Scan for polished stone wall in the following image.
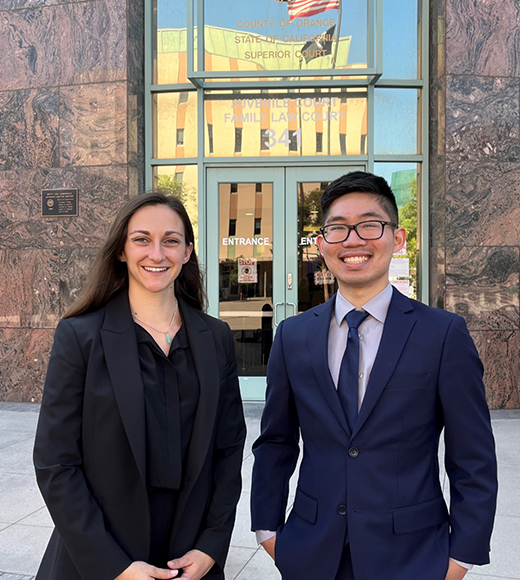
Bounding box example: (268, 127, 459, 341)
(0, 0, 144, 400)
(430, 0, 520, 408)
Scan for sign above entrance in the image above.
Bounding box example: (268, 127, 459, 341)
(205, 89, 368, 157)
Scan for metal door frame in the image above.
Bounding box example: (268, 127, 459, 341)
(206, 164, 365, 400)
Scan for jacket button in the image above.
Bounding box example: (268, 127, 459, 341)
(348, 447, 359, 458)
(338, 505, 347, 516)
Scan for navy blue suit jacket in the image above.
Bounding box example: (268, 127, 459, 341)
(251, 288, 497, 580)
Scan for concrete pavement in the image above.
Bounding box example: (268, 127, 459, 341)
(0, 402, 519, 579)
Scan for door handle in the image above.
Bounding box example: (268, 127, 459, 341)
(287, 302, 296, 317)
(274, 302, 283, 327)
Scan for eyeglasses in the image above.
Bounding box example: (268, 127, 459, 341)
(320, 220, 396, 243)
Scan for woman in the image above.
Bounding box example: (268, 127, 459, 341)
(33, 192, 246, 580)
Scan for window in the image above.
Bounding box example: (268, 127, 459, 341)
(316, 132, 323, 153)
(234, 127, 243, 154)
(289, 130, 298, 152)
(230, 183, 238, 194)
(260, 129, 270, 151)
(254, 218, 262, 235)
(228, 219, 237, 237)
(208, 123, 214, 154)
(176, 129, 184, 146)
(340, 134, 347, 155)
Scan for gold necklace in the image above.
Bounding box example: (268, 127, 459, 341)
(132, 299, 178, 344)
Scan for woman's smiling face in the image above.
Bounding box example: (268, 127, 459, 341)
(119, 204, 193, 297)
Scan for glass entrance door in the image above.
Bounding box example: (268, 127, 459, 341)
(207, 165, 364, 400)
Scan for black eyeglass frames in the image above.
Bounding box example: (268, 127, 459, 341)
(320, 220, 397, 243)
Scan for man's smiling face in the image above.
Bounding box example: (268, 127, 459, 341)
(317, 192, 406, 302)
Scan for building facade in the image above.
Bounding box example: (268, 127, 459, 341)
(0, 0, 518, 407)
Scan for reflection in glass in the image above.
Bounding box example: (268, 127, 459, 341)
(153, 165, 199, 250)
(155, 92, 197, 158)
(219, 183, 273, 376)
(383, 0, 418, 79)
(297, 182, 338, 313)
(154, 0, 195, 85)
(202, 0, 368, 75)
(374, 163, 419, 298)
(205, 90, 367, 157)
(374, 89, 418, 154)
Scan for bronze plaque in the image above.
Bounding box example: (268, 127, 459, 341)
(42, 188, 78, 217)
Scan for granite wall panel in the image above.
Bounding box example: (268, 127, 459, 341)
(0, 0, 144, 402)
(431, 0, 520, 408)
(68, 0, 127, 85)
(127, 82, 145, 197)
(446, 246, 519, 330)
(471, 330, 520, 409)
(446, 0, 520, 77)
(0, 0, 87, 10)
(0, 0, 57, 10)
(429, 247, 445, 310)
(0, 0, 127, 90)
(59, 248, 98, 315)
(0, 89, 59, 171)
(0, 328, 54, 401)
(429, 0, 446, 85)
(0, 5, 73, 90)
(127, 0, 144, 88)
(429, 144, 446, 251)
(0, 166, 128, 250)
(59, 82, 128, 167)
(446, 75, 520, 163)
(0, 249, 60, 328)
(446, 161, 520, 247)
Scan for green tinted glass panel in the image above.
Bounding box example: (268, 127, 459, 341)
(374, 162, 418, 299)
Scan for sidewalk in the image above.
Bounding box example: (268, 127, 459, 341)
(0, 402, 519, 579)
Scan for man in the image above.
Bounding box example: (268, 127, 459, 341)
(250, 171, 497, 580)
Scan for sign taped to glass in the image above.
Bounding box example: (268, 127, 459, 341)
(238, 258, 258, 283)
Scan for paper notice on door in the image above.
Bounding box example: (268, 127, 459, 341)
(391, 279, 411, 297)
(389, 257, 409, 278)
(238, 258, 258, 283)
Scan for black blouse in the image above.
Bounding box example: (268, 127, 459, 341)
(134, 322, 200, 490)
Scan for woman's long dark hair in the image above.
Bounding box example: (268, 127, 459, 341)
(64, 192, 206, 318)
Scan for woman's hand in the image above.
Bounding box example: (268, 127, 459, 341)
(168, 549, 215, 580)
(115, 561, 178, 580)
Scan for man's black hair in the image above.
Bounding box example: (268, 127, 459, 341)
(321, 171, 399, 225)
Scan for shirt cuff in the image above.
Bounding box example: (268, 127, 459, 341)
(450, 558, 474, 571)
(255, 530, 277, 545)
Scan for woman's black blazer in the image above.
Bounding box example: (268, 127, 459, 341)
(33, 292, 246, 580)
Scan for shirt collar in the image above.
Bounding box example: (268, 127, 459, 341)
(334, 283, 393, 326)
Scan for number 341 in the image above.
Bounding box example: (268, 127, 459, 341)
(262, 128, 302, 148)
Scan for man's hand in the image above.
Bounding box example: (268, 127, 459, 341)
(168, 549, 215, 580)
(115, 561, 178, 580)
(445, 560, 468, 580)
(261, 536, 276, 561)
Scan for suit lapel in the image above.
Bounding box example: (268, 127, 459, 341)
(176, 301, 220, 497)
(307, 297, 351, 436)
(100, 292, 147, 483)
(352, 288, 417, 438)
